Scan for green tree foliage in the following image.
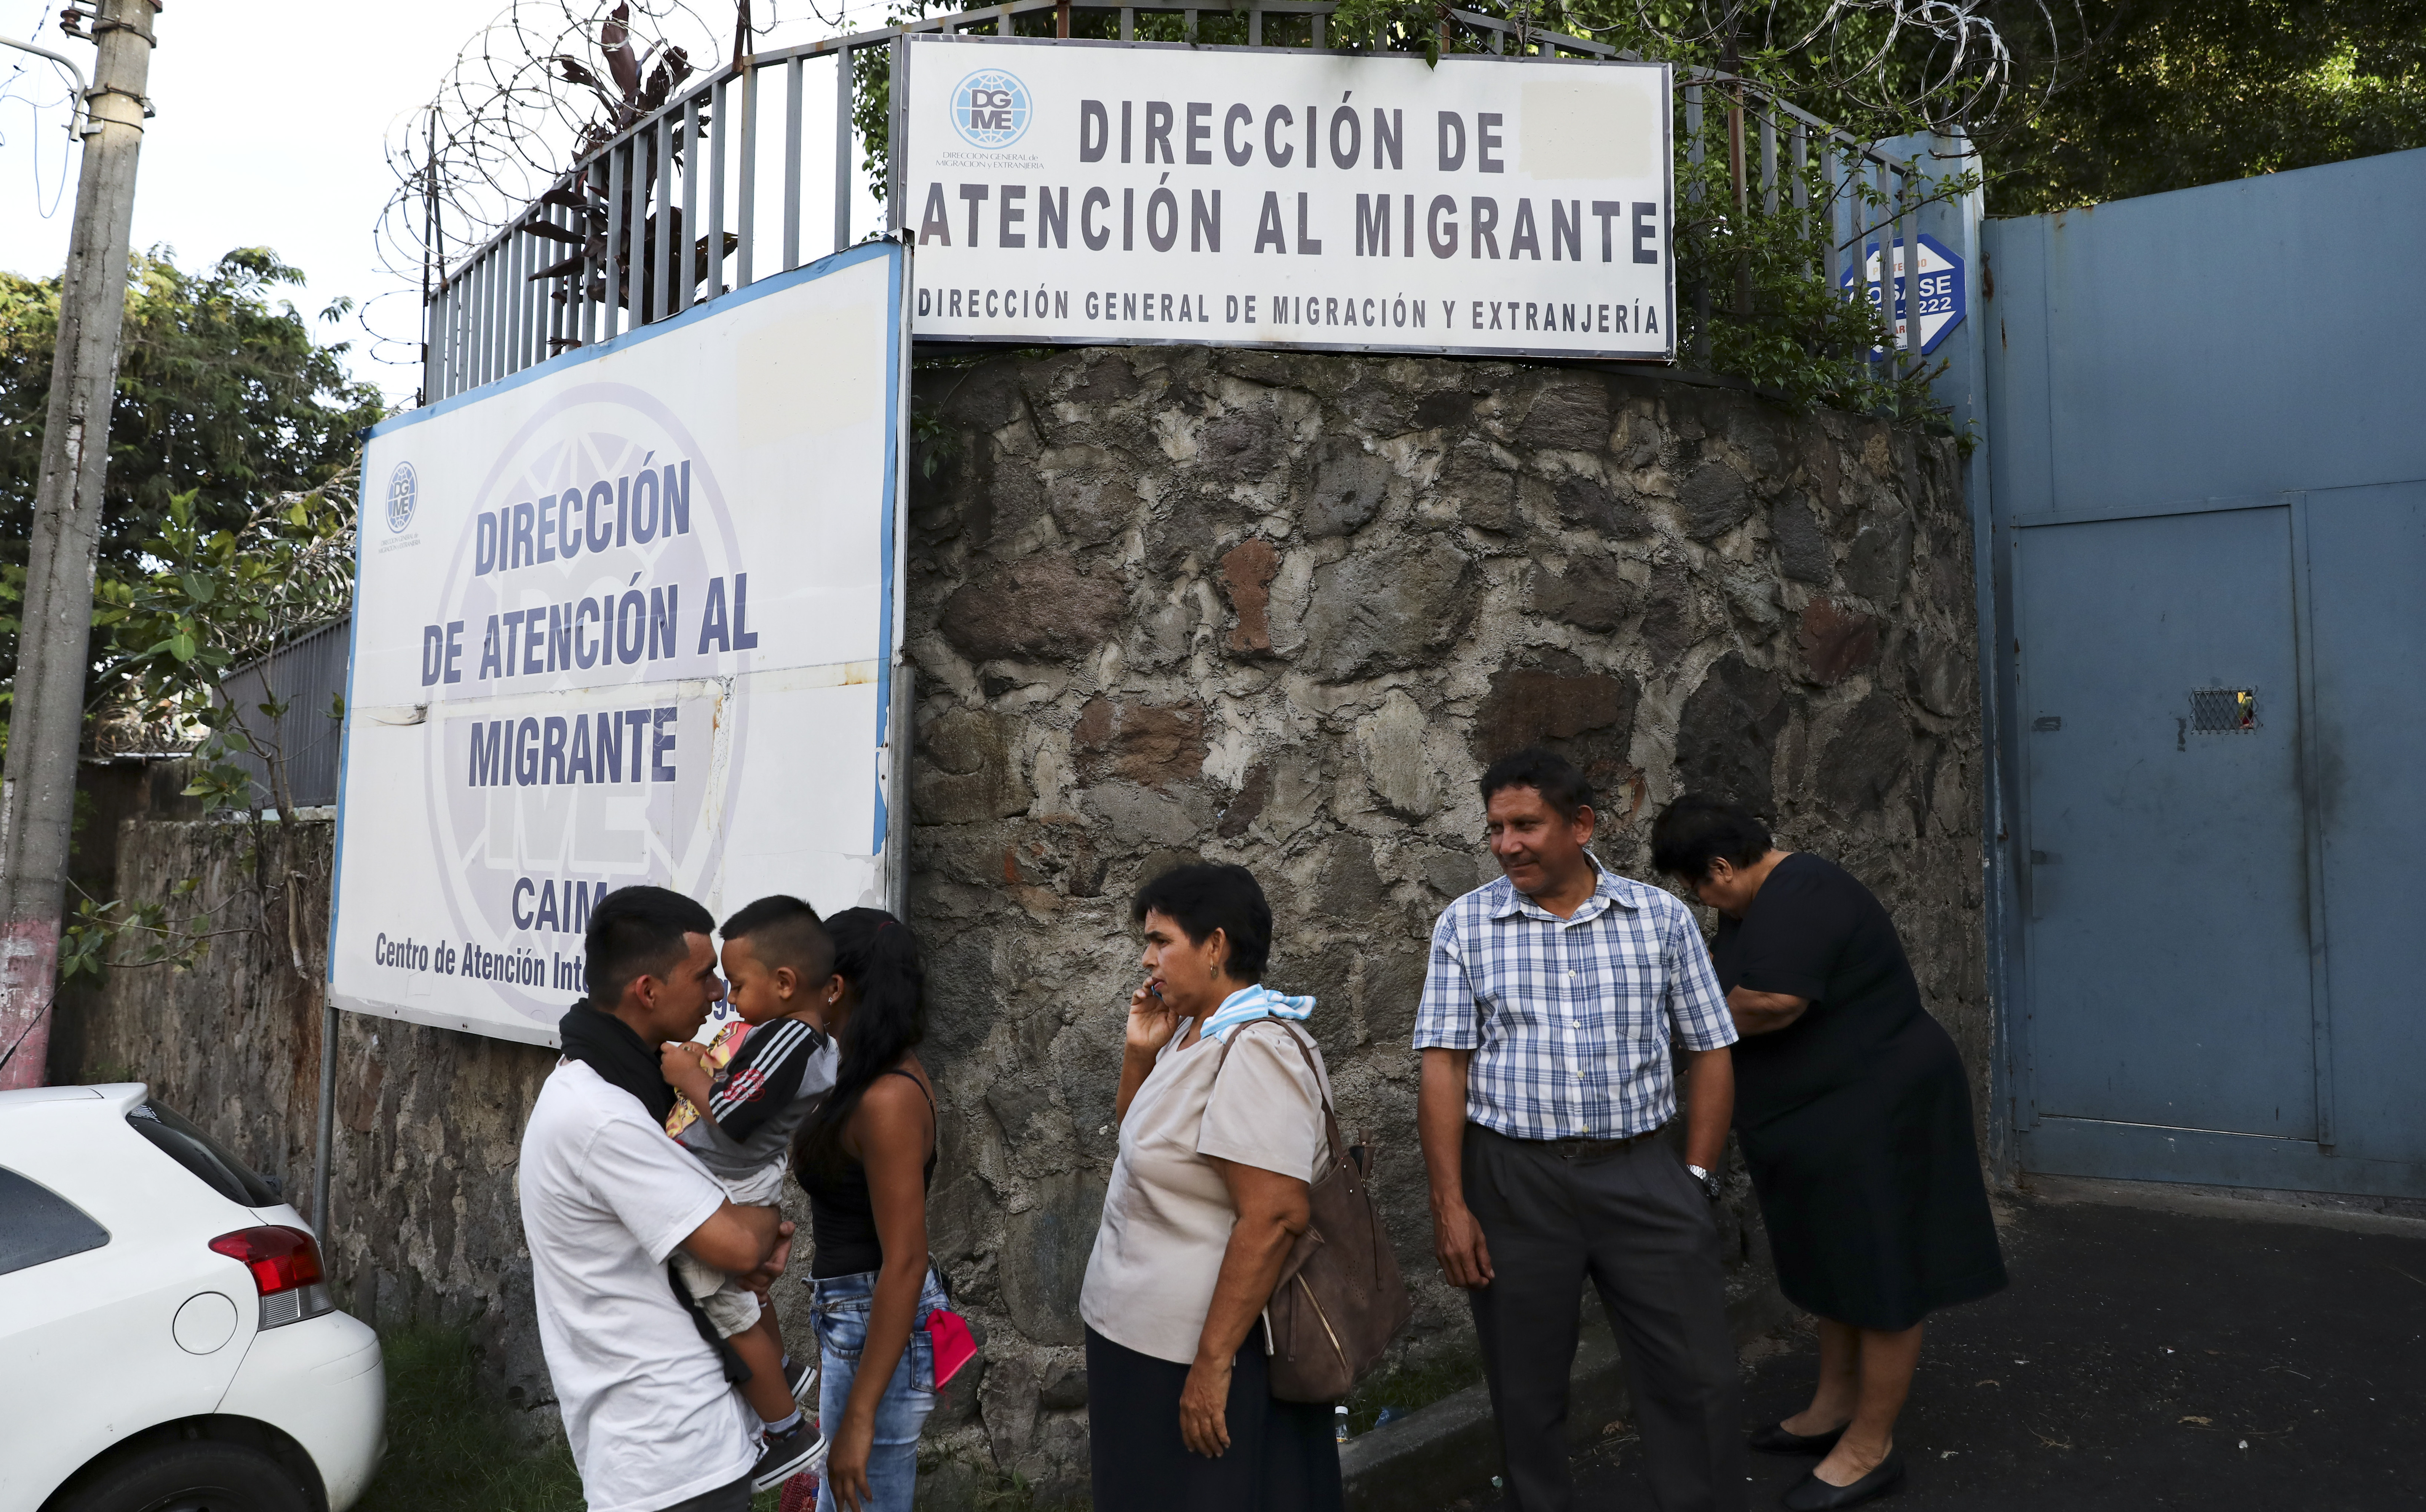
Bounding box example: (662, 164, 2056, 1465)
(1988, 0, 2426, 213)
(1, 248, 374, 981)
(53, 484, 358, 983)
(0, 247, 384, 728)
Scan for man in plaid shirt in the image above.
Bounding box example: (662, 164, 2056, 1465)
(1416, 749, 1745, 1512)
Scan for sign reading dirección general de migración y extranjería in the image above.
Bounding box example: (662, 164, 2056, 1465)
(329, 243, 909, 1047)
(898, 34, 1673, 361)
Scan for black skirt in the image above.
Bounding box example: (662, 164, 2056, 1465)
(1085, 1325, 1344, 1512)
(1717, 853, 2007, 1331)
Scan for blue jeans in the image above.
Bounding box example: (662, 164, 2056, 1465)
(810, 1267, 946, 1512)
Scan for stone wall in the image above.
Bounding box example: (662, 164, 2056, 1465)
(51, 347, 1983, 1507)
(895, 347, 1982, 1501)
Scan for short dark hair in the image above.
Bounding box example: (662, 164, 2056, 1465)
(1650, 795, 1774, 880)
(1131, 863, 1273, 982)
(719, 894, 836, 982)
(1478, 747, 1595, 822)
(584, 885, 715, 1003)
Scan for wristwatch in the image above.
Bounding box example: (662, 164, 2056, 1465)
(1685, 1164, 1723, 1202)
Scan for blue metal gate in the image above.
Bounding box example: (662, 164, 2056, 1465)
(1981, 147, 2426, 1197)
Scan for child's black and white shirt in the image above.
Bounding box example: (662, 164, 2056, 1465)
(665, 1016, 839, 1205)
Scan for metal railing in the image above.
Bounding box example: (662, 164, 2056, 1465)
(421, 0, 1934, 403)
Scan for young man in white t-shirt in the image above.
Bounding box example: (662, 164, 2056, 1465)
(519, 885, 795, 1512)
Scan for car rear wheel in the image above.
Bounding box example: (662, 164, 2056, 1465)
(52, 1441, 314, 1512)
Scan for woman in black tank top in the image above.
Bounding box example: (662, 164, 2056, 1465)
(790, 909, 941, 1512)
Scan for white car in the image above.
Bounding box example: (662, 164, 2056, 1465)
(0, 1083, 385, 1512)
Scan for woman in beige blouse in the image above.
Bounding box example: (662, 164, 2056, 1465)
(1080, 862, 1343, 1512)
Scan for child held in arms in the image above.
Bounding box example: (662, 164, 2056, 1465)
(660, 895, 842, 1492)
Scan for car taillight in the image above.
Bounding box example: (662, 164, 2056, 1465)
(209, 1226, 335, 1329)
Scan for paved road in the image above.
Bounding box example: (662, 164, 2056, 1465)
(1568, 1195, 2426, 1510)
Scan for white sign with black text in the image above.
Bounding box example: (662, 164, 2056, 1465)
(330, 243, 908, 1047)
(899, 35, 1673, 360)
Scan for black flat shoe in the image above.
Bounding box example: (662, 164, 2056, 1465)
(1780, 1451, 1905, 1511)
(1750, 1420, 1849, 1456)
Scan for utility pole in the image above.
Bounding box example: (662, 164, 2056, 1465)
(0, 0, 160, 1090)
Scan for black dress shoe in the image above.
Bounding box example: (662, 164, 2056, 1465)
(1750, 1420, 1849, 1455)
(1780, 1451, 1905, 1511)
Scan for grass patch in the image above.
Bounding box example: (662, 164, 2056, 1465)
(359, 1325, 791, 1512)
(1343, 1347, 1486, 1436)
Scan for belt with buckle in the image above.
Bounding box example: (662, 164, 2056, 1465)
(1484, 1122, 1669, 1159)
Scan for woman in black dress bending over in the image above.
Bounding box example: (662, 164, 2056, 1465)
(1653, 797, 2005, 1512)
(791, 909, 944, 1512)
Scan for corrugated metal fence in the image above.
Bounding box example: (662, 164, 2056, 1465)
(422, 0, 1932, 400)
(217, 619, 351, 811)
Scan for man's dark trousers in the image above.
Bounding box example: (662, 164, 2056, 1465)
(1464, 1125, 1746, 1512)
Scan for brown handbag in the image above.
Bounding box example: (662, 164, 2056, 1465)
(1223, 1021, 1414, 1404)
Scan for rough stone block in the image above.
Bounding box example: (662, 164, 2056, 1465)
(1084, 780, 1200, 848)
(1072, 698, 1209, 791)
(1037, 1355, 1090, 1411)
(913, 708, 1034, 823)
(1797, 600, 1882, 687)
(1820, 689, 1913, 815)
(1065, 352, 1141, 404)
(940, 557, 1127, 664)
(1678, 458, 1755, 541)
(1532, 554, 1644, 633)
(1411, 389, 1478, 430)
(1307, 435, 1393, 537)
(1034, 444, 1139, 547)
(1675, 652, 1790, 813)
(1198, 405, 1291, 485)
(1908, 627, 1971, 718)
(998, 1170, 1108, 1347)
(1435, 445, 1518, 533)
(1472, 651, 1641, 800)
(1640, 558, 1699, 663)
(1770, 492, 1833, 584)
(1419, 847, 1492, 900)
(1221, 538, 1280, 654)
(1356, 691, 1438, 819)
(1516, 379, 1613, 453)
(1298, 539, 1480, 682)
(1800, 427, 1844, 512)
(1216, 762, 1272, 839)
(1317, 835, 1391, 921)
(1845, 515, 1913, 605)
(1547, 470, 1651, 538)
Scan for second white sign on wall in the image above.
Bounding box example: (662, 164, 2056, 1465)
(898, 34, 1673, 360)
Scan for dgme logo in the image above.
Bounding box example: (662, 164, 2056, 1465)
(951, 68, 1031, 150)
(386, 460, 419, 533)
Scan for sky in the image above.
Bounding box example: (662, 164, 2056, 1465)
(0, 0, 892, 408)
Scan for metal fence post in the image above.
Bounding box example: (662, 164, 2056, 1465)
(1759, 107, 1777, 218)
(654, 109, 677, 323)
(1895, 162, 1915, 386)
(311, 1000, 336, 1235)
(834, 47, 855, 253)
(678, 96, 701, 314)
(605, 141, 627, 338)
(709, 78, 729, 299)
(784, 54, 805, 270)
(1684, 81, 1708, 366)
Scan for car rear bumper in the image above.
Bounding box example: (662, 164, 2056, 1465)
(217, 1310, 385, 1510)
